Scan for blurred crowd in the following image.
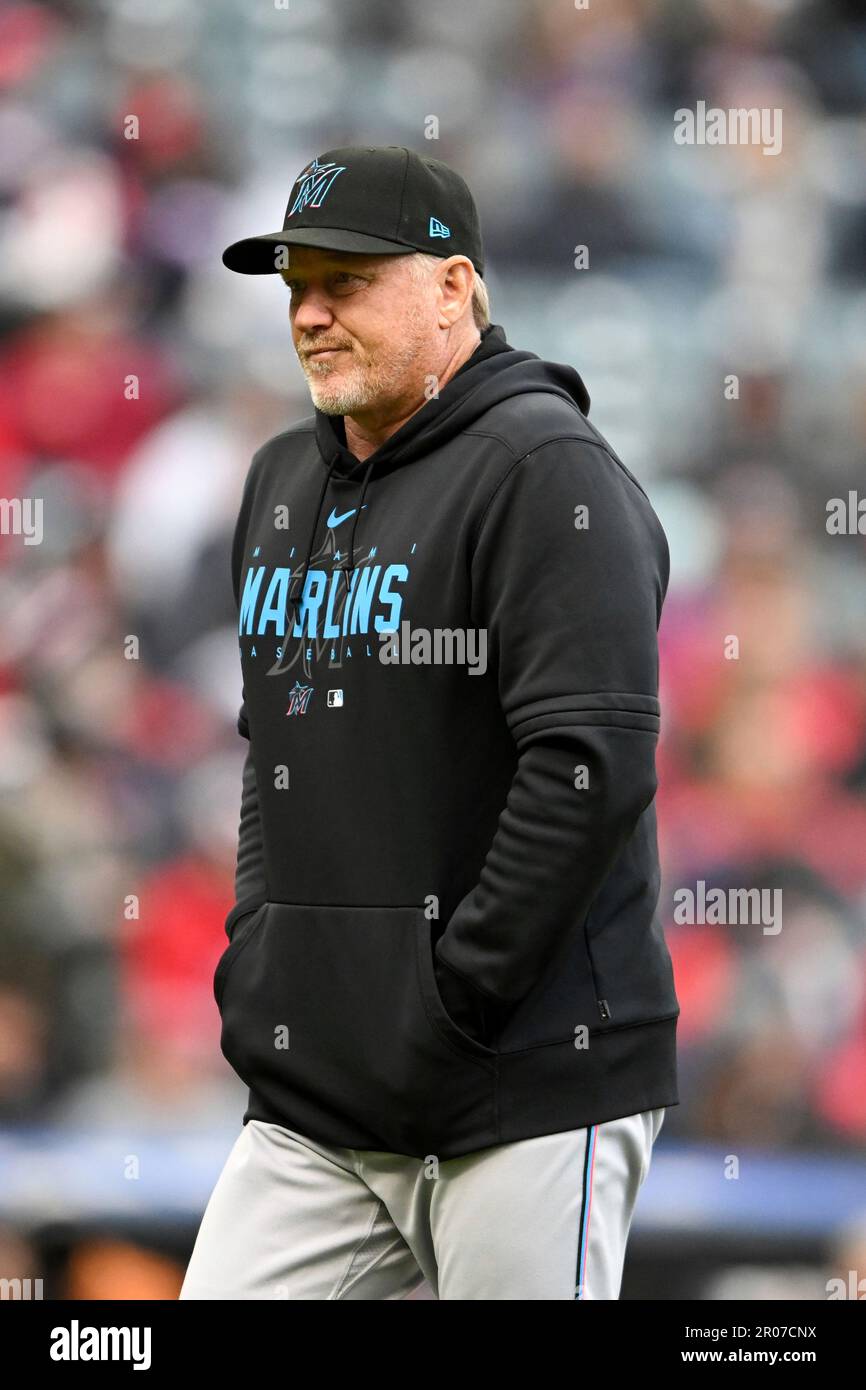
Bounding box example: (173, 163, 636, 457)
(1, 0, 866, 1296)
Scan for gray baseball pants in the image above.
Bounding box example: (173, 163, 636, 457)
(179, 1107, 665, 1301)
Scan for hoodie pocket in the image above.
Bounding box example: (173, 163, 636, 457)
(213, 903, 267, 1010)
(414, 912, 499, 1061)
(216, 902, 497, 1154)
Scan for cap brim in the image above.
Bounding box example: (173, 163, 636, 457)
(222, 226, 417, 274)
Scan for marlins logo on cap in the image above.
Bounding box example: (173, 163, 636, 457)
(288, 159, 347, 217)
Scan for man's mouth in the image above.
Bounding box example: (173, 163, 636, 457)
(305, 347, 347, 360)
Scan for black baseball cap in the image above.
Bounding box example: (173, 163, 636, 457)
(222, 145, 485, 277)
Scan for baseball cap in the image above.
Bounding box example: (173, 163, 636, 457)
(222, 145, 485, 277)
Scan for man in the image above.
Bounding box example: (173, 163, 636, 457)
(180, 145, 679, 1301)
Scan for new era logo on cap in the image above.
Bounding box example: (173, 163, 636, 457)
(222, 146, 484, 276)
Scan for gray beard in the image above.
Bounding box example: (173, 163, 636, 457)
(301, 298, 435, 417)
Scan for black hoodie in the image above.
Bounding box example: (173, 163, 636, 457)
(215, 323, 680, 1161)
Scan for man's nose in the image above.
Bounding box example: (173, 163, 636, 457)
(291, 289, 334, 334)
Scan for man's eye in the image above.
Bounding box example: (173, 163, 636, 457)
(283, 272, 362, 294)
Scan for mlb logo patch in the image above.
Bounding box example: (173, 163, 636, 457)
(327, 689, 344, 707)
(429, 216, 451, 238)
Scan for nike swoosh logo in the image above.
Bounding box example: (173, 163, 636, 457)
(326, 504, 367, 528)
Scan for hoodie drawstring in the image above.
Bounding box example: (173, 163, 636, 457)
(288, 455, 339, 622)
(288, 453, 376, 625)
(340, 455, 376, 582)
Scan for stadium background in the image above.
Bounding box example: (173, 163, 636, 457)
(1, 0, 866, 1300)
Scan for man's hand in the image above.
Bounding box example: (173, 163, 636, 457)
(433, 958, 513, 1048)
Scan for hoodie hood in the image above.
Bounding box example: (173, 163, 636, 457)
(314, 322, 590, 481)
(289, 324, 592, 619)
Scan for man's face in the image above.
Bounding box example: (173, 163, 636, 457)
(281, 246, 438, 417)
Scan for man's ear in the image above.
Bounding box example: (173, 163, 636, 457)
(437, 257, 475, 329)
